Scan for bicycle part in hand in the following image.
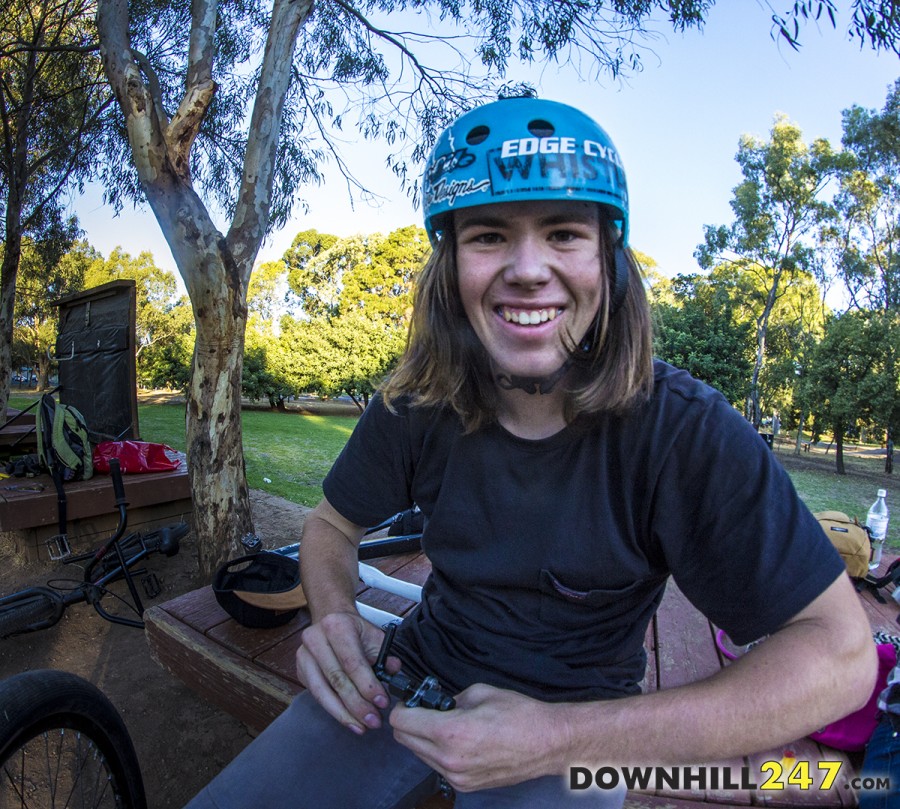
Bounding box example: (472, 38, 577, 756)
(373, 622, 455, 710)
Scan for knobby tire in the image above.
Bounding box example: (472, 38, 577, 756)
(0, 669, 146, 809)
(0, 592, 60, 639)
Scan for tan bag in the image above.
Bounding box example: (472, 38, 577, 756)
(815, 510, 871, 579)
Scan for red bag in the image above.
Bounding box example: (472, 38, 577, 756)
(807, 642, 896, 751)
(716, 629, 897, 752)
(92, 441, 183, 474)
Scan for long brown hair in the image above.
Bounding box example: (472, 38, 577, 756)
(382, 209, 655, 431)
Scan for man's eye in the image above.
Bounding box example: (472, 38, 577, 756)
(472, 232, 503, 244)
(549, 230, 577, 242)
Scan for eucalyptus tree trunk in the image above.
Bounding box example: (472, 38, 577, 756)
(98, 0, 314, 576)
(834, 423, 846, 475)
(0, 232, 22, 417)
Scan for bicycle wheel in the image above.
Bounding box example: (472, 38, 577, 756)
(0, 669, 146, 809)
(0, 588, 63, 639)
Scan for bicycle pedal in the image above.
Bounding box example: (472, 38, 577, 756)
(46, 534, 72, 561)
(142, 573, 162, 599)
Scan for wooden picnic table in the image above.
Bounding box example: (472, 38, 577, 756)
(145, 551, 900, 809)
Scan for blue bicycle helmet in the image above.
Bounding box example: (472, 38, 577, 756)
(422, 97, 629, 246)
(422, 97, 631, 313)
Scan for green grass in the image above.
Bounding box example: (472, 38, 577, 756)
(9, 394, 358, 508)
(136, 401, 358, 507)
(136, 401, 189, 452)
(240, 409, 357, 506)
(774, 442, 900, 551)
(12, 394, 900, 547)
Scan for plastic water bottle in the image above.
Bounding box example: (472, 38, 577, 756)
(867, 489, 890, 570)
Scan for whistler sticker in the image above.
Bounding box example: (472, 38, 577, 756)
(488, 142, 626, 198)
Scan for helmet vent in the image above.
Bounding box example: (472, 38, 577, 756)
(466, 125, 490, 145)
(527, 119, 555, 138)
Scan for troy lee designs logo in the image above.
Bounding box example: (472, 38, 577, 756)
(427, 177, 491, 207)
(428, 147, 476, 180)
(426, 147, 490, 207)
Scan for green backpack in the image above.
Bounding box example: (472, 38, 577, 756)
(36, 394, 93, 481)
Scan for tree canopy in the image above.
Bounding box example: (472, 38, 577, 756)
(248, 225, 428, 409)
(651, 271, 753, 407)
(696, 115, 836, 428)
(0, 0, 113, 416)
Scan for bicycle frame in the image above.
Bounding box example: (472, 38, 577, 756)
(82, 458, 147, 626)
(274, 527, 425, 627)
(0, 459, 183, 634)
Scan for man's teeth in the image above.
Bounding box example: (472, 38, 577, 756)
(502, 307, 559, 325)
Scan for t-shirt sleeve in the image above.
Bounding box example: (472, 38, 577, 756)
(650, 394, 845, 646)
(322, 393, 417, 528)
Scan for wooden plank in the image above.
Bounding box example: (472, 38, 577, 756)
(655, 582, 722, 689)
(653, 584, 751, 806)
(0, 467, 191, 531)
(639, 616, 658, 695)
(858, 594, 898, 636)
(254, 632, 307, 684)
(209, 611, 311, 658)
(145, 604, 301, 734)
(157, 585, 232, 634)
(623, 794, 745, 808)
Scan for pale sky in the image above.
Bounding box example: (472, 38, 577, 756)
(72, 2, 900, 284)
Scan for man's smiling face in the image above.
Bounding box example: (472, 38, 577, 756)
(454, 199, 604, 383)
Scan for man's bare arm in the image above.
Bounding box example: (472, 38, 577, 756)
(296, 497, 393, 734)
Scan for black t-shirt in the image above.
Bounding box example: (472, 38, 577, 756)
(323, 361, 844, 702)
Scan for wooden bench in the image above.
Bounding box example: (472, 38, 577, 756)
(0, 466, 192, 562)
(0, 408, 37, 454)
(145, 553, 900, 808)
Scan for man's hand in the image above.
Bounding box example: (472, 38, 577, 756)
(296, 612, 398, 735)
(389, 683, 567, 793)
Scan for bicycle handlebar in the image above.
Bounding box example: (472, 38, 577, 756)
(109, 459, 128, 508)
(83, 463, 130, 583)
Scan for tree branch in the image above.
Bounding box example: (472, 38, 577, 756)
(227, 0, 314, 277)
(130, 47, 169, 129)
(167, 78, 216, 182)
(187, 0, 217, 88)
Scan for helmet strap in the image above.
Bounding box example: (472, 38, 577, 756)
(609, 243, 629, 316)
(495, 361, 572, 395)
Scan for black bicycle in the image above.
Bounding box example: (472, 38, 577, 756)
(0, 503, 429, 808)
(0, 668, 147, 808)
(0, 458, 187, 639)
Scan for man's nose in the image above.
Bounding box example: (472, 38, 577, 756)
(502, 237, 552, 288)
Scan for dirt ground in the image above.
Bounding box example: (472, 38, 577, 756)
(0, 489, 310, 809)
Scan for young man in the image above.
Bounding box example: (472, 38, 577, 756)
(187, 97, 876, 809)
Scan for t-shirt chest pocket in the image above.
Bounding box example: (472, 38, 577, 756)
(538, 569, 662, 632)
